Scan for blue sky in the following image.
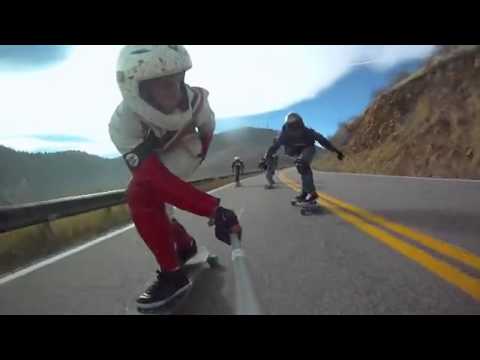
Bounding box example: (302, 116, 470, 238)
(0, 45, 435, 157)
(0, 45, 74, 71)
(215, 59, 423, 137)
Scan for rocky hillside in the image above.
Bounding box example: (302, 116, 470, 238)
(314, 45, 480, 179)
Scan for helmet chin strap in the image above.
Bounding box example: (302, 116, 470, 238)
(179, 82, 189, 111)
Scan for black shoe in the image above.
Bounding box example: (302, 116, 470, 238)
(178, 240, 198, 264)
(295, 193, 307, 202)
(136, 269, 192, 310)
(304, 192, 318, 203)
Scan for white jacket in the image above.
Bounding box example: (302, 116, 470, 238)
(109, 85, 215, 180)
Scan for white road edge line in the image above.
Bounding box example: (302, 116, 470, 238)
(0, 179, 245, 286)
(0, 224, 134, 286)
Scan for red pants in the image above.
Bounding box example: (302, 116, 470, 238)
(127, 154, 219, 271)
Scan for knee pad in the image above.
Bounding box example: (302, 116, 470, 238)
(295, 159, 311, 175)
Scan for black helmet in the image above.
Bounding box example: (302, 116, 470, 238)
(284, 112, 305, 130)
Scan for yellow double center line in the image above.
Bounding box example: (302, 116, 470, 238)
(278, 171, 480, 302)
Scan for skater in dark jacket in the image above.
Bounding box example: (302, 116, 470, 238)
(266, 112, 344, 203)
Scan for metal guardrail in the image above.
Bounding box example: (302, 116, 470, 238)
(0, 190, 127, 233)
(0, 169, 265, 233)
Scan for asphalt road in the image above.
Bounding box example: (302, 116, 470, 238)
(1, 168, 479, 314)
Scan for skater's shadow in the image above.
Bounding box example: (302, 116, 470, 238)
(300, 209, 328, 216)
(174, 266, 233, 315)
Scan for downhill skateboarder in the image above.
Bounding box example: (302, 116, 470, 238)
(266, 112, 345, 204)
(109, 45, 241, 310)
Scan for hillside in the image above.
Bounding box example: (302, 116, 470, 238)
(193, 127, 290, 179)
(314, 45, 480, 179)
(0, 127, 289, 205)
(0, 146, 130, 205)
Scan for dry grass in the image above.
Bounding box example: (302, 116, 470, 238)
(0, 204, 131, 274)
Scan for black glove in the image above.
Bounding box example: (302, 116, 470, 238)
(259, 159, 267, 170)
(209, 207, 241, 245)
(336, 151, 344, 161)
(197, 151, 206, 163)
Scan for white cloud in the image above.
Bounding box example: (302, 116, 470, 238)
(185, 45, 435, 118)
(0, 136, 118, 156)
(0, 45, 123, 140)
(0, 45, 436, 156)
(349, 45, 436, 69)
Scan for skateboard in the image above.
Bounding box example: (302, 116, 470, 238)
(291, 199, 323, 216)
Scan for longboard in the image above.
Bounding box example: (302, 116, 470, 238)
(291, 200, 323, 216)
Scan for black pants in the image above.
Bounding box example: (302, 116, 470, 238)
(296, 146, 316, 194)
(265, 166, 275, 185)
(234, 168, 241, 183)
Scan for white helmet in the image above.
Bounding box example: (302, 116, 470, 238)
(234, 156, 240, 161)
(116, 45, 193, 131)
